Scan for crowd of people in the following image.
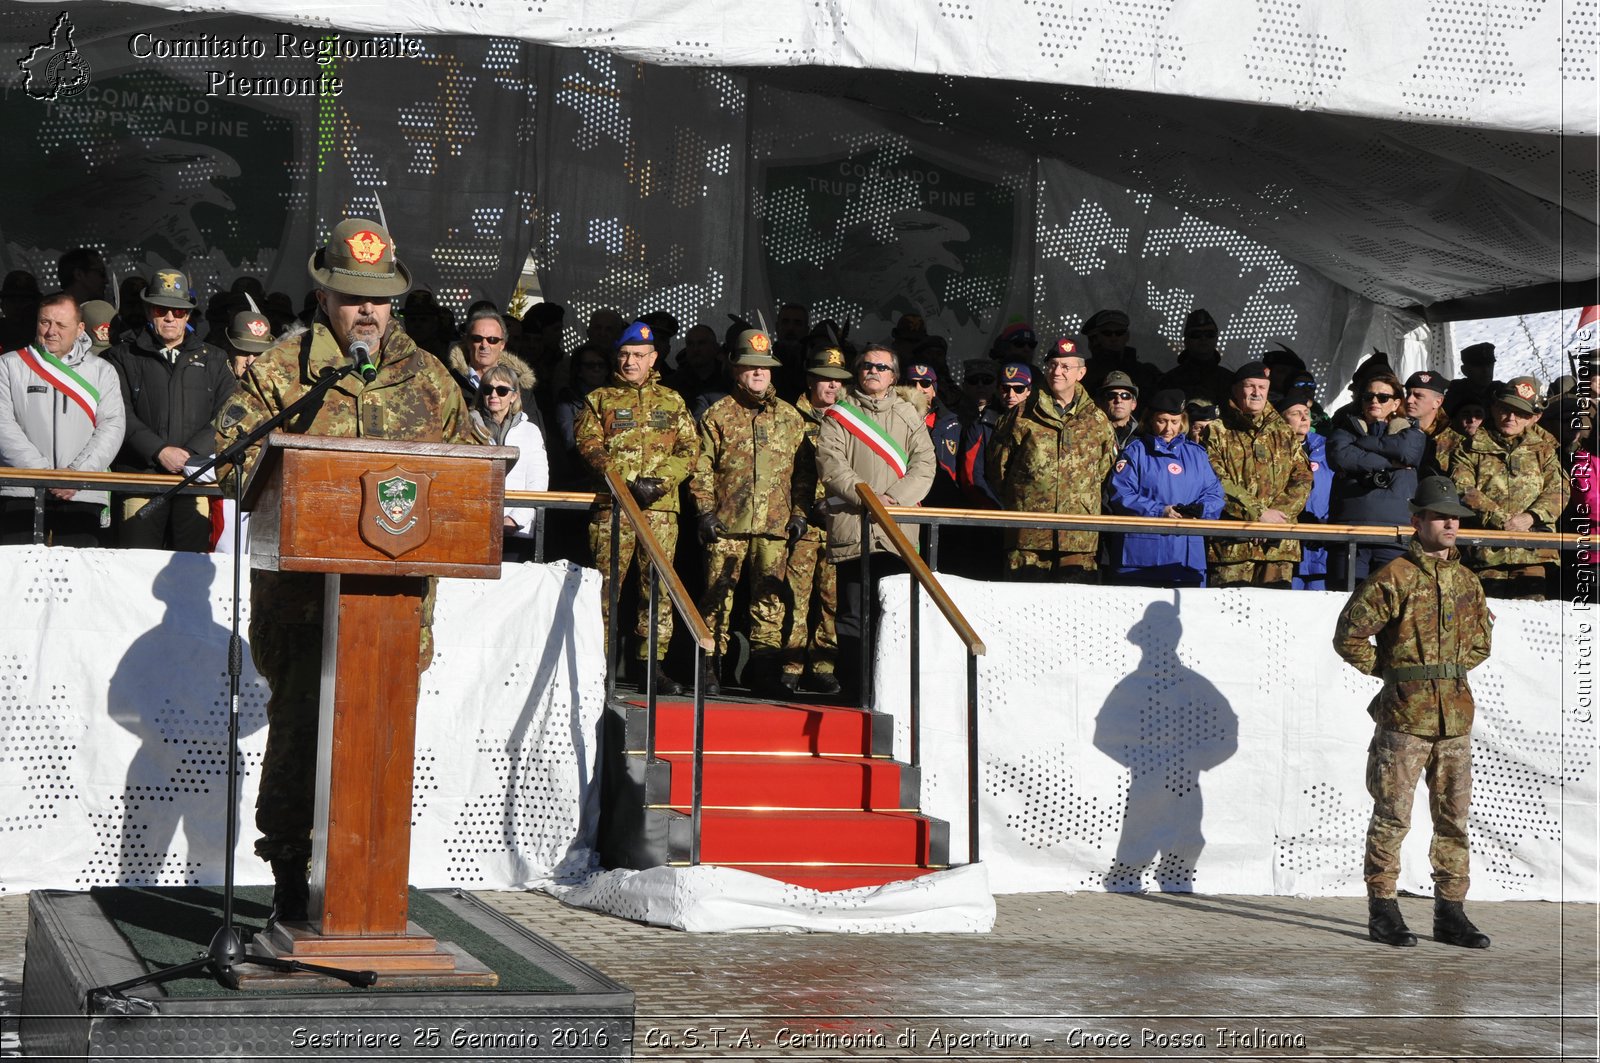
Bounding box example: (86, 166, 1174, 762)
(0, 246, 1591, 701)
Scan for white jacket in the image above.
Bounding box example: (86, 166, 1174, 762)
(501, 413, 549, 537)
(0, 333, 126, 505)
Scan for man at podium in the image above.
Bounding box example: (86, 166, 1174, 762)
(215, 217, 472, 926)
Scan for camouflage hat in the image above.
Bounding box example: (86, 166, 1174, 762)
(80, 300, 116, 352)
(143, 268, 196, 310)
(1410, 475, 1475, 519)
(307, 218, 411, 298)
(729, 329, 781, 367)
(1491, 375, 1542, 415)
(806, 346, 852, 380)
(228, 309, 276, 353)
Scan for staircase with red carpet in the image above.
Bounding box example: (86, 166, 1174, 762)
(598, 697, 949, 892)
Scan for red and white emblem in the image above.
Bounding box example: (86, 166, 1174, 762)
(1167, 462, 1183, 474)
(1311, 461, 1321, 472)
(1515, 380, 1536, 400)
(92, 322, 110, 342)
(345, 229, 388, 265)
(247, 318, 270, 337)
(1114, 459, 1128, 472)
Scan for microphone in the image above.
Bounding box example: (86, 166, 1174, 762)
(349, 339, 378, 382)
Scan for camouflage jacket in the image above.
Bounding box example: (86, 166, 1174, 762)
(791, 393, 829, 544)
(1332, 538, 1493, 737)
(1203, 401, 1311, 563)
(690, 387, 813, 538)
(215, 321, 472, 490)
(987, 385, 1117, 555)
(573, 369, 699, 516)
(1449, 421, 1567, 566)
(1420, 415, 1465, 478)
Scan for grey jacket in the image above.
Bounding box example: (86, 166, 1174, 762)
(0, 332, 127, 505)
(815, 386, 935, 563)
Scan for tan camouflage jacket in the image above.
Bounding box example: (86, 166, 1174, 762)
(1449, 421, 1567, 566)
(574, 369, 699, 516)
(1203, 401, 1311, 563)
(987, 385, 1117, 555)
(792, 393, 829, 544)
(1420, 415, 1464, 477)
(1332, 539, 1493, 737)
(690, 387, 813, 538)
(215, 321, 472, 489)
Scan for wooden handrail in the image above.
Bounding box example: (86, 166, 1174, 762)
(503, 489, 604, 506)
(603, 468, 714, 651)
(856, 482, 986, 656)
(0, 468, 217, 491)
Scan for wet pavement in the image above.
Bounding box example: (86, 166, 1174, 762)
(4, 887, 1583, 1060)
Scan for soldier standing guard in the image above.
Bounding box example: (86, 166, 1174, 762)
(573, 320, 700, 695)
(689, 329, 813, 696)
(1333, 476, 1494, 950)
(215, 218, 472, 926)
(782, 347, 852, 695)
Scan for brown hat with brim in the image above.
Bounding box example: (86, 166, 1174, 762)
(1492, 376, 1541, 415)
(1409, 476, 1475, 519)
(307, 218, 411, 298)
(80, 300, 116, 352)
(228, 310, 277, 353)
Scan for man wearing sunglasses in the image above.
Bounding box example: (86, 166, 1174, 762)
(1156, 308, 1232, 407)
(105, 268, 237, 550)
(1082, 308, 1158, 397)
(447, 307, 537, 413)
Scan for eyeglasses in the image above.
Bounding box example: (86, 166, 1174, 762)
(1002, 384, 1030, 393)
(911, 379, 937, 388)
(483, 385, 515, 397)
(860, 362, 894, 374)
(150, 306, 187, 318)
(966, 375, 996, 386)
(1103, 390, 1135, 402)
(469, 334, 504, 345)
(1361, 391, 1397, 403)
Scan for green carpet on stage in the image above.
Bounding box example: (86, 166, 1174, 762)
(90, 885, 573, 997)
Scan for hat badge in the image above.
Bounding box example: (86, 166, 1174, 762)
(1056, 339, 1077, 355)
(825, 349, 843, 366)
(345, 229, 388, 265)
(1004, 365, 1020, 379)
(639, 325, 653, 341)
(93, 322, 110, 342)
(750, 332, 770, 353)
(1515, 380, 1536, 400)
(247, 318, 270, 337)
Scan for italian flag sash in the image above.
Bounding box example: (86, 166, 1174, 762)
(826, 398, 908, 479)
(15, 343, 100, 426)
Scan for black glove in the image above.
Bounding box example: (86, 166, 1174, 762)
(786, 514, 808, 544)
(1173, 502, 1204, 519)
(809, 498, 830, 526)
(697, 513, 726, 544)
(627, 477, 667, 508)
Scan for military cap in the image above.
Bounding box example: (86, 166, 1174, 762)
(729, 328, 781, 367)
(805, 346, 852, 380)
(1459, 342, 1496, 365)
(307, 218, 411, 298)
(914, 336, 950, 356)
(1184, 308, 1217, 334)
(1148, 388, 1186, 415)
(402, 289, 438, 314)
(1185, 399, 1221, 421)
(905, 363, 938, 384)
(1350, 348, 1392, 385)
(228, 309, 276, 353)
(1000, 361, 1033, 387)
(616, 319, 657, 350)
(523, 301, 565, 328)
(1405, 369, 1449, 394)
(1098, 370, 1139, 397)
(1492, 376, 1542, 415)
(1045, 337, 1083, 361)
(997, 322, 1037, 349)
(1271, 390, 1310, 414)
(1082, 309, 1129, 334)
(80, 300, 116, 352)
(892, 313, 927, 340)
(1232, 361, 1270, 384)
(1261, 342, 1304, 370)
(1410, 475, 1475, 518)
(144, 268, 196, 310)
(640, 310, 680, 340)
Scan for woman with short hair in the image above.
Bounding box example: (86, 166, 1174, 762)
(1105, 389, 1224, 587)
(471, 362, 549, 563)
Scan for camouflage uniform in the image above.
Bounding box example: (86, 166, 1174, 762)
(1203, 401, 1312, 586)
(1420, 416, 1465, 477)
(215, 321, 472, 863)
(1333, 538, 1493, 901)
(690, 386, 812, 658)
(1449, 421, 1567, 594)
(574, 368, 699, 660)
(784, 394, 838, 679)
(987, 386, 1118, 579)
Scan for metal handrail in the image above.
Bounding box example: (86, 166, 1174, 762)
(855, 482, 988, 865)
(600, 469, 715, 865)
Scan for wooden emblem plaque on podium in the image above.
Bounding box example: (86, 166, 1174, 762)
(240, 432, 517, 986)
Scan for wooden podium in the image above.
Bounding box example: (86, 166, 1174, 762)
(241, 432, 517, 986)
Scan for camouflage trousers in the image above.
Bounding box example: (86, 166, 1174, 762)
(1007, 549, 1098, 582)
(1364, 727, 1472, 902)
(782, 534, 837, 678)
(589, 509, 679, 661)
(700, 534, 789, 659)
(1209, 560, 1294, 588)
(250, 570, 435, 863)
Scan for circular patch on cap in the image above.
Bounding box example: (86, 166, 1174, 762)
(1515, 380, 1536, 400)
(750, 332, 770, 352)
(345, 230, 388, 265)
(247, 318, 269, 337)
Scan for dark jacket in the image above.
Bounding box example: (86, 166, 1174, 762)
(1324, 410, 1424, 527)
(105, 326, 236, 471)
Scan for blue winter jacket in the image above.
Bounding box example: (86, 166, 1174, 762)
(1297, 431, 1334, 582)
(1107, 432, 1224, 579)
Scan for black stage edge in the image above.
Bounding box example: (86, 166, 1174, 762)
(19, 889, 633, 1062)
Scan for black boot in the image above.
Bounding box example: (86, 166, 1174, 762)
(698, 655, 720, 697)
(630, 658, 682, 696)
(1367, 896, 1417, 947)
(805, 670, 842, 695)
(1434, 899, 1490, 949)
(269, 858, 310, 927)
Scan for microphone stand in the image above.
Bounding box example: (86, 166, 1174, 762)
(88, 364, 378, 1007)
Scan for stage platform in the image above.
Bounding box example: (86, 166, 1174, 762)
(16, 888, 632, 1062)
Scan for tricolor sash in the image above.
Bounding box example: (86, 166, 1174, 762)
(15, 343, 100, 426)
(825, 398, 908, 479)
